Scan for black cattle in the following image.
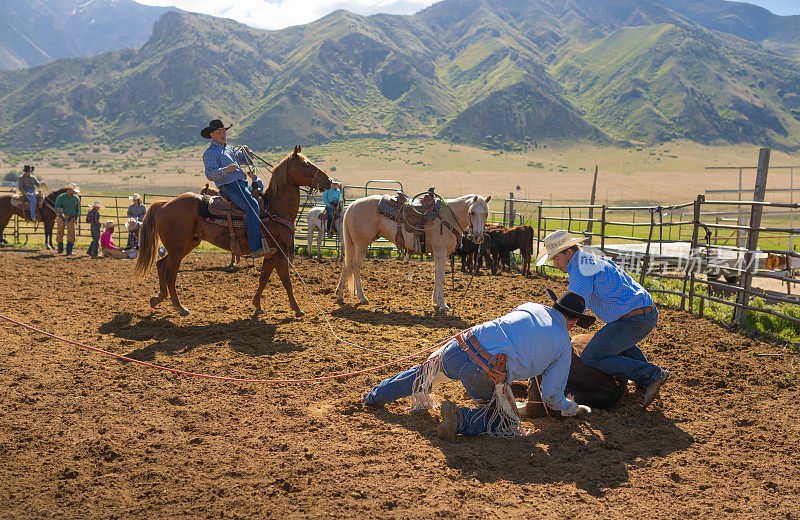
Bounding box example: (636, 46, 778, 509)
(485, 225, 535, 276)
(450, 234, 494, 275)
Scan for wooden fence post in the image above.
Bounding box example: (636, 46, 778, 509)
(600, 206, 607, 253)
(735, 148, 771, 324)
(508, 193, 515, 227)
(681, 195, 704, 311)
(585, 165, 598, 244)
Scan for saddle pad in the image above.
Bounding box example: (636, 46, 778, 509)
(199, 195, 246, 219)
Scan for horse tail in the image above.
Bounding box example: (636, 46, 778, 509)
(135, 200, 166, 278)
(341, 208, 355, 294)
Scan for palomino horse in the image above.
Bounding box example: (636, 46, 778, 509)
(135, 146, 331, 316)
(0, 187, 64, 249)
(306, 205, 343, 259)
(522, 332, 626, 417)
(335, 193, 491, 311)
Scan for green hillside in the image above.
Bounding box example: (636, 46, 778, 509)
(0, 0, 798, 150)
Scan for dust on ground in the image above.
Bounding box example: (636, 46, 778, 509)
(1, 250, 798, 519)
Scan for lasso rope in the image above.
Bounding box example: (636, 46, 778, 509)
(0, 313, 467, 384)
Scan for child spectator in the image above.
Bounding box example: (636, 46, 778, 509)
(85, 201, 102, 257)
(100, 220, 135, 259)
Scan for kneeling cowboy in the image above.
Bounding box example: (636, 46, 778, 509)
(363, 290, 594, 441)
(201, 119, 274, 258)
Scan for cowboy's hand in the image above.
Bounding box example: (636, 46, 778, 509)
(225, 163, 238, 174)
(242, 145, 251, 153)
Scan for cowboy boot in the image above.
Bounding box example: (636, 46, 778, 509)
(57, 243, 64, 254)
(66, 243, 74, 255)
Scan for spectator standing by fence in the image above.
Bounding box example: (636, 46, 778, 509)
(126, 194, 146, 248)
(55, 183, 81, 255)
(86, 201, 102, 257)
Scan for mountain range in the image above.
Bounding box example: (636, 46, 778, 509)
(0, 0, 799, 150)
(0, 0, 179, 70)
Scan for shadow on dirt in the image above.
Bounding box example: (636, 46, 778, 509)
(98, 312, 304, 360)
(329, 306, 470, 329)
(365, 399, 693, 496)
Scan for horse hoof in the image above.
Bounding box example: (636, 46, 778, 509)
(177, 307, 190, 316)
(253, 308, 263, 316)
(149, 297, 161, 308)
(336, 297, 345, 304)
(294, 310, 305, 318)
(359, 298, 369, 305)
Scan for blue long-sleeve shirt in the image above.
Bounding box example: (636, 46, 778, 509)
(322, 188, 341, 206)
(566, 249, 653, 323)
(472, 302, 577, 414)
(202, 142, 254, 188)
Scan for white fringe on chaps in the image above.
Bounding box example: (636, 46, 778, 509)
(408, 347, 530, 438)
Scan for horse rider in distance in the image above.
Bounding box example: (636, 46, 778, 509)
(321, 178, 342, 236)
(201, 119, 274, 258)
(18, 165, 41, 220)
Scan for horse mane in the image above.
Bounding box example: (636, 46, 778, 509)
(46, 188, 68, 202)
(263, 150, 306, 200)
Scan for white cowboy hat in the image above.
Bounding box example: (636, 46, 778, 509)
(63, 183, 81, 193)
(88, 201, 103, 208)
(536, 230, 588, 266)
(331, 179, 341, 186)
(124, 217, 141, 231)
(102, 219, 115, 230)
(129, 193, 142, 201)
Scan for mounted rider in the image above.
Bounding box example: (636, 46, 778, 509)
(17, 165, 41, 220)
(201, 119, 274, 258)
(321, 178, 342, 236)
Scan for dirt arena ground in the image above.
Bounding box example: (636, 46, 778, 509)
(1, 250, 798, 519)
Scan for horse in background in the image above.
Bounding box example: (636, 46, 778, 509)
(0, 187, 64, 249)
(136, 146, 331, 316)
(335, 193, 491, 311)
(306, 205, 343, 259)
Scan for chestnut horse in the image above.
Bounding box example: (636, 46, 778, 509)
(335, 193, 491, 311)
(135, 146, 331, 316)
(523, 332, 626, 417)
(0, 187, 63, 249)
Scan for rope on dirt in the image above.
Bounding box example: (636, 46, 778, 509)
(0, 313, 468, 384)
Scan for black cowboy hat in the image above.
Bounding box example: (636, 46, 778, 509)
(23, 164, 34, 173)
(201, 119, 232, 139)
(546, 288, 596, 329)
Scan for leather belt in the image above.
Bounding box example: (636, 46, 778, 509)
(621, 305, 655, 319)
(453, 329, 508, 385)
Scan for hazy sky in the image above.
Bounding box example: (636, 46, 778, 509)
(137, 0, 800, 30)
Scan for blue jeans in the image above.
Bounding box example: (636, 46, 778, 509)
(24, 191, 36, 219)
(220, 180, 262, 254)
(580, 308, 661, 386)
(325, 204, 337, 232)
(87, 223, 101, 256)
(364, 340, 500, 437)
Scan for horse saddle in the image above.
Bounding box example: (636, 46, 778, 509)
(10, 192, 44, 219)
(378, 188, 443, 253)
(199, 194, 246, 219)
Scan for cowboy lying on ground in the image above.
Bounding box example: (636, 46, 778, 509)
(363, 290, 595, 441)
(201, 118, 274, 259)
(17, 165, 40, 220)
(321, 179, 342, 235)
(86, 201, 103, 258)
(54, 183, 81, 255)
(537, 230, 670, 408)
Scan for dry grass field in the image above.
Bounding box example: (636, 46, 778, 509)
(2, 139, 798, 204)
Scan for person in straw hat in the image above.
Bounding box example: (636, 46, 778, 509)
(126, 194, 145, 248)
(54, 183, 81, 255)
(85, 201, 103, 258)
(100, 220, 134, 259)
(536, 230, 669, 408)
(201, 118, 273, 259)
(321, 178, 342, 236)
(363, 290, 595, 441)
